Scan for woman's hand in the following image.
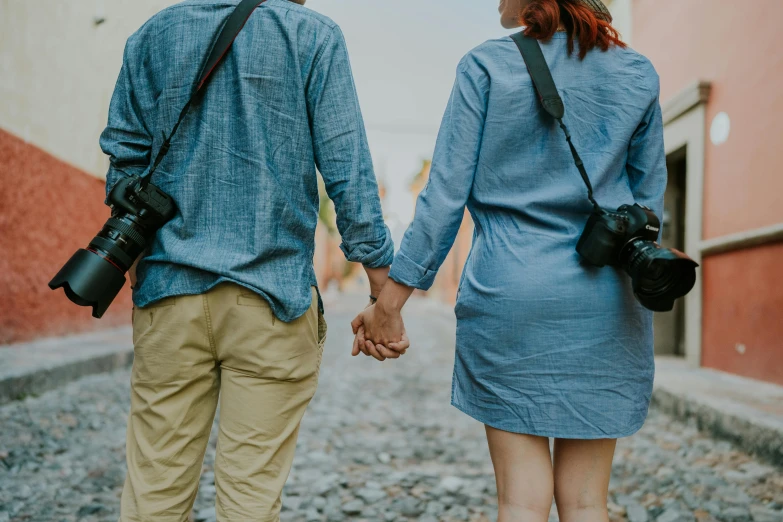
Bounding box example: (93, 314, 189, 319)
(351, 304, 410, 361)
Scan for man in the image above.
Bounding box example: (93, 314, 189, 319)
(100, 0, 405, 519)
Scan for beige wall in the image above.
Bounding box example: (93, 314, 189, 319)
(605, 0, 633, 45)
(0, 0, 178, 179)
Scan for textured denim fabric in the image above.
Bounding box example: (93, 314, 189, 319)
(389, 35, 667, 438)
(100, 0, 393, 322)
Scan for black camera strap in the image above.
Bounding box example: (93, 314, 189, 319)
(510, 31, 602, 213)
(141, 0, 268, 188)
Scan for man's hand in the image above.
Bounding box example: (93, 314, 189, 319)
(351, 304, 410, 361)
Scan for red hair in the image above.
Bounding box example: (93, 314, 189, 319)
(521, 0, 626, 59)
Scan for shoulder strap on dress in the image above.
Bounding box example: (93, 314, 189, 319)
(510, 32, 565, 120)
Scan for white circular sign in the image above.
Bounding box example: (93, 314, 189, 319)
(710, 112, 731, 146)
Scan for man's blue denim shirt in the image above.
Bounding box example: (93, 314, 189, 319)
(100, 0, 393, 322)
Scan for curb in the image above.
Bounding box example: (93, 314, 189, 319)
(2, 328, 782, 470)
(651, 358, 783, 468)
(0, 327, 133, 405)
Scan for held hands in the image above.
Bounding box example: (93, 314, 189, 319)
(351, 301, 410, 362)
(352, 274, 415, 362)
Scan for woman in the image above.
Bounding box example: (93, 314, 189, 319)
(353, 0, 666, 521)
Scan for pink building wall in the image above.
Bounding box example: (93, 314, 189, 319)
(633, 0, 783, 385)
(633, 0, 783, 237)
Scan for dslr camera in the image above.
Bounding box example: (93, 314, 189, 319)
(577, 203, 697, 312)
(49, 176, 176, 318)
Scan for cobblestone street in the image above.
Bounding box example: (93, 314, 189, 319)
(0, 294, 781, 522)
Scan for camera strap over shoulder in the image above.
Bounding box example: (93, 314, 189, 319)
(510, 31, 601, 212)
(142, 0, 268, 187)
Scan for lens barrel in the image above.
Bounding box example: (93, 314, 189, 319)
(91, 216, 150, 272)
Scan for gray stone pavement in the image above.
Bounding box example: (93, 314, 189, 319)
(0, 294, 782, 522)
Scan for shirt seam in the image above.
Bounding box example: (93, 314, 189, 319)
(158, 0, 338, 30)
(311, 26, 337, 72)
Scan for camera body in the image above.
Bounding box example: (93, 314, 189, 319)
(576, 203, 697, 312)
(110, 175, 176, 229)
(99, 175, 177, 271)
(576, 203, 659, 268)
(49, 175, 176, 318)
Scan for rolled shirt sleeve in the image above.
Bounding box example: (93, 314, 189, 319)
(390, 56, 489, 289)
(307, 26, 394, 268)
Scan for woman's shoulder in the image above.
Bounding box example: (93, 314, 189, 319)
(457, 36, 660, 96)
(457, 37, 517, 77)
(461, 36, 516, 64)
(602, 45, 660, 94)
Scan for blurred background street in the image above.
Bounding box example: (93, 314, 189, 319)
(1, 293, 781, 522)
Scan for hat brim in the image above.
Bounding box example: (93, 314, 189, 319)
(580, 0, 613, 22)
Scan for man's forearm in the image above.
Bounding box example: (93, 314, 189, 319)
(364, 265, 390, 298)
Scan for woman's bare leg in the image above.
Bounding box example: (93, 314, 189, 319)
(485, 426, 554, 522)
(552, 438, 617, 522)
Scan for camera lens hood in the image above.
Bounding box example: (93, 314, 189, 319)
(49, 249, 127, 319)
(629, 247, 698, 312)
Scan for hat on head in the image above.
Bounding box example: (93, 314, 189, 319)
(579, 0, 613, 22)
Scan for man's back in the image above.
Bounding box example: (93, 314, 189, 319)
(102, 2, 394, 520)
(101, 0, 393, 321)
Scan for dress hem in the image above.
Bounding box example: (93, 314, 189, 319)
(450, 399, 647, 440)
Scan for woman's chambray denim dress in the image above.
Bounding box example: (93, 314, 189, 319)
(389, 35, 667, 439)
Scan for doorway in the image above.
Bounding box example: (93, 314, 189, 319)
(654, 146, 687, 356)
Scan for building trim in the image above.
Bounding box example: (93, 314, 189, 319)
(700, 222, 783, 257)
(662, 81, 712, 126)
(662, 80, 711, 368)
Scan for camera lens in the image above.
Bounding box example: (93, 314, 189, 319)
(621, 239, 698, 312)
(49, 212, 155, 319)
(87, 215, 151, 272)
(637, 259, 672, 289)
(50, 175, 176, 319)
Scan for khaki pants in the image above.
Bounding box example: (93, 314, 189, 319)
(120, 284, 326, 522)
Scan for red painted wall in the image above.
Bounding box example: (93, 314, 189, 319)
(702, 243, 783, 386)
(632, 0, 783, 384)
(0, 129, 132, 345)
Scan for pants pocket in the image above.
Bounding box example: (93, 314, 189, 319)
(132, 298, 178, 346)
(317, 308, 328, 348)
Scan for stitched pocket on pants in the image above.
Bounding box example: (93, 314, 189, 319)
(134, 298, 178, 337)
(237, 293, 276, 325)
